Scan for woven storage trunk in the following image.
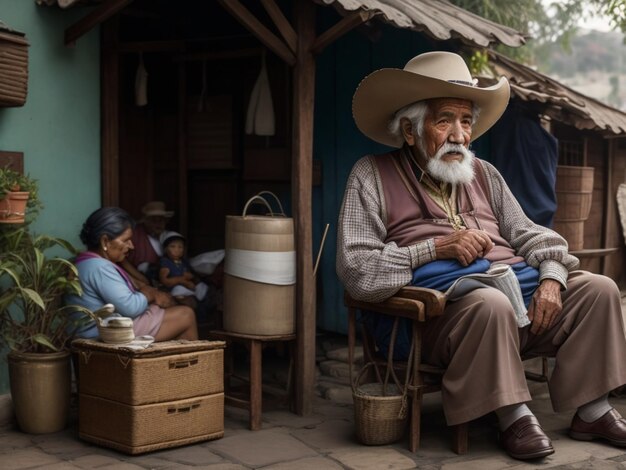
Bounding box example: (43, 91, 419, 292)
(73, 339, 224, 405)
(72, 339, 225, 454)
(0, 25, 29, 107)
(79, 393, 224, 454)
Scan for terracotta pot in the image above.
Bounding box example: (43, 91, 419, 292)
(0, 191, 29, 224)
(8, 350, 71, 434)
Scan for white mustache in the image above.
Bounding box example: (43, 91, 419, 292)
(433, 142, 472, 161)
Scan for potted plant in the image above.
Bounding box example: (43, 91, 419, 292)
(0, 226, 83, 433)
(0, 166, 42, 224)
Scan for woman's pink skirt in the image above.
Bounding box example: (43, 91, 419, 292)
(133, 304, 165, 337)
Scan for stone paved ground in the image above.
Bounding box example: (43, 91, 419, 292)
(1, 294, 626, 469)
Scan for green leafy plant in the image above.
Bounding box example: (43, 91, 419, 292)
(0, 166, 43, 217)
(0, 227, 83, 353)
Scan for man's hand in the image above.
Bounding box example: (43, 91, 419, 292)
(183, 271, 194, 281)
(434, 229, 494, 266)
(528, 279, 562, 335)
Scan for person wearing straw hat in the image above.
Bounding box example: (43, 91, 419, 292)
(123, 200, 175, 286)
(337, 51, 626, 460)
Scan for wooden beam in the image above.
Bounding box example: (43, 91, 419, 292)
(601, 139, 613, 275)
(65, 0, 133, 46)
(176, 48, 263, 62)
(118, 40, 185, 53)
(292, 0, 316, 417)
(217, 0, 295, 66)
(101, 18, 120, 206)
(260, 0, 297, 53)
(310, 10, 376, 55)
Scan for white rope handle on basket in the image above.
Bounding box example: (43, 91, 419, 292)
(255, 190, 286, 216)
(242, 195, 275, 217)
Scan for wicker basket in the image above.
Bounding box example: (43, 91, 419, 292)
(97, 315, 135, 344)
(0, 23, 29, 107)
(352, 362, 408, 445)
(350, 317, 412, 445)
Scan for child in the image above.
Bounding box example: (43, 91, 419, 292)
(158, 231, 208, 304)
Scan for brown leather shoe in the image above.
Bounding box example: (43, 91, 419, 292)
(570, 408, 626, 446)
(498, 415, 554, 460)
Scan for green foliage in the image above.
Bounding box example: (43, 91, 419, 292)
(449, 0, 613, 65)
(589, 0, 626, 33)
(467, 50, 490, 76)
(0, 226, 83, 353)
(0, 167, 43, 218)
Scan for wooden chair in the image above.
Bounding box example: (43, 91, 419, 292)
(345, 286, 469, 454)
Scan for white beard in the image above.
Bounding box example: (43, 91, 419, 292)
(422, 142, 475, 185)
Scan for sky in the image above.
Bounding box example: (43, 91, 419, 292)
(542, 0, 614, 32)
(577, 12, 613, 32)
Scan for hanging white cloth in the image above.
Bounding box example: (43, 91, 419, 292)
(135, 53, 148, 107)
(245, 51, 275, 136)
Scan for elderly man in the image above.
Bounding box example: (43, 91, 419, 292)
(337, 51, 626, 460)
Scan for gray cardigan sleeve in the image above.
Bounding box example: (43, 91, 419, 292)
(336, 156, 436, 302)
(480, 160, 579, 287)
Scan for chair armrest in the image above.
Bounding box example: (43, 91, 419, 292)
(344, 291, 425, 322)
(344, 286, 447, 322)
(395, 286, 446, 318)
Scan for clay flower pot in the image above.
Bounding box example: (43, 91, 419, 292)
(0, 191, 29, 224)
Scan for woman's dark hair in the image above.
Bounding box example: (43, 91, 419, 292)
(80, 207, 135, 250)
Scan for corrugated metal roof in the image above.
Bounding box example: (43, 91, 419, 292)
(39, 0, 528, 48)
(316, 0, 527, 48)
(481, 50, 626, 135)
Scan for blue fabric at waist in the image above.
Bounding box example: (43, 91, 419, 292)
(364, 259, 540, 360)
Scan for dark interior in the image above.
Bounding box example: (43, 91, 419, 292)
(118, 0, 294, 255)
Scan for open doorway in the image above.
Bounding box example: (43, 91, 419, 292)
(115, 0, 293, 256)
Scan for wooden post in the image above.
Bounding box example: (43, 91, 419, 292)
(292, 0, 316, 416)
(177, 63, 188, 235)
(601, 139, 613, 275)
(101, 18, 119, 206)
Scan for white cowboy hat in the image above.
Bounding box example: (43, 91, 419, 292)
(141, 201, 174, 218)
(352, 51, 510, 148)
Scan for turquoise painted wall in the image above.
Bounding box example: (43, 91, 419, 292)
(0, 2, 101, 394)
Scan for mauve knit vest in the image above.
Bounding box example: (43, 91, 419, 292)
(373, 149, 524, 265)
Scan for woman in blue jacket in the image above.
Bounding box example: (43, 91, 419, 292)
(67, 207, 198, 340)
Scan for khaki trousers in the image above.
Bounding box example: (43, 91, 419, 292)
(422, 271, 626, 426)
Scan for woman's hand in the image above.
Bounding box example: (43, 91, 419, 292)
(153, 290, 176, 308)
(140, 285, 175, 308)
(528, 279, 562, 335)
(434, 229, 494, 266)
